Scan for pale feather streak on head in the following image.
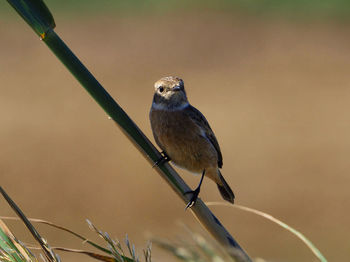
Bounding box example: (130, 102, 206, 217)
(154, 76, 184, 92)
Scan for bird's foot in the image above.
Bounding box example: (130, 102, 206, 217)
(152, 151, 171, 168)
(184, 187, 201, 210)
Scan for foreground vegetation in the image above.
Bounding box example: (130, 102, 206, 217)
(0, 187, 327, 262)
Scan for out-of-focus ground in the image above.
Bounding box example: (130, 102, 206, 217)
(1, 4, 350, 262)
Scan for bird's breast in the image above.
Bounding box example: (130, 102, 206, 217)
(149, 108, 218, 172)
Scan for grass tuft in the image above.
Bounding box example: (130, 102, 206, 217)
(0, 219, 37, 262)
(87, 219, 151, 262)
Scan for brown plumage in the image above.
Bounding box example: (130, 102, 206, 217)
(149, 76, 235, 207)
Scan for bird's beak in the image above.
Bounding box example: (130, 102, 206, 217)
(172, 85, 181, 91)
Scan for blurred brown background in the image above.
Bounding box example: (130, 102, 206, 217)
(1, 1, 350, 261)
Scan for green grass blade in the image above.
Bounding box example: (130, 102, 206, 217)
(6, 0, 55, 37)
(0, 222, 25, 262)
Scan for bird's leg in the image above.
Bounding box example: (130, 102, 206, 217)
(184, 169, 206, 210)
(152, 151, 171, 168)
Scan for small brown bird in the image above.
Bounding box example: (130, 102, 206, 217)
(149, 76, 235, 208)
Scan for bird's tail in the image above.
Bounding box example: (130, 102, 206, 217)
(216, 170, 235, 204)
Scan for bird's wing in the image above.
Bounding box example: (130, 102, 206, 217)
(184, 105, 223, 168)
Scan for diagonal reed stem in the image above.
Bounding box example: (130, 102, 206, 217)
(6, 1, 252, 261)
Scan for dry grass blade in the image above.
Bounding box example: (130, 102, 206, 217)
(142, 242, 152, 262)
(206, 202, 328, 262)
(28, 245, 115, 262)
(53, 248, 114, 262)
(0, 216, 111, 255)
(0, 187, 59, 262)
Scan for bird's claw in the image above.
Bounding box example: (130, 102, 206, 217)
(184, 187, 200, 210)
(152, 151, 171, 168)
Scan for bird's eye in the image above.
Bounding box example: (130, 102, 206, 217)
(159, 87, 164, 93)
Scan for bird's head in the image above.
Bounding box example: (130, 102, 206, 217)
(152, 76, 188, 110)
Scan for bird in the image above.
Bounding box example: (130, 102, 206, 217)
(149, 76, 235, 208)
